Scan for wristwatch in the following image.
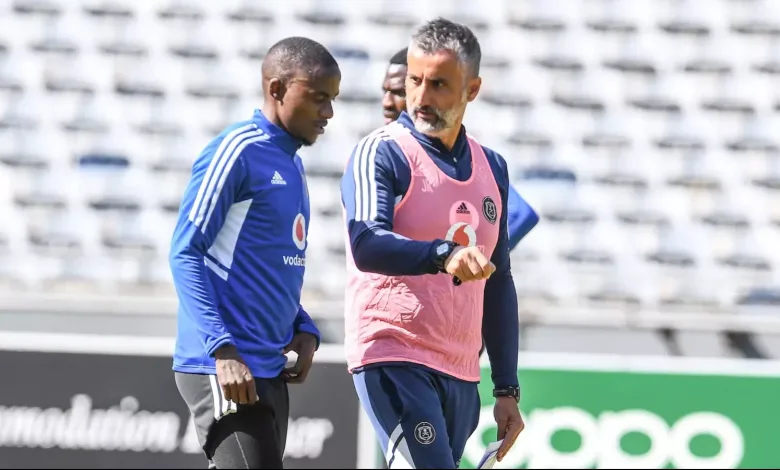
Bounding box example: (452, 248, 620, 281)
(493, 386, 520, 403)
(432, 241, 459, 273)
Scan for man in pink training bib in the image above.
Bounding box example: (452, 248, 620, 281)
(340, 17, 527, 469)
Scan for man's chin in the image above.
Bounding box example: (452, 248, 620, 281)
(413, 119, 446, 135)
(299, 135, 318, 147)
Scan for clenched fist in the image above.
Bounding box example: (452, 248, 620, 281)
(444, 246, 495, 283)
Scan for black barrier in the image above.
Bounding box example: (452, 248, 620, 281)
(0, 347, 360, 469)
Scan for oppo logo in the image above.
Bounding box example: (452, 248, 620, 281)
(463, 406, 744, 468)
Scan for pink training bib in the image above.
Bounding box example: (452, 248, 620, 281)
(344, 122, 502, 381)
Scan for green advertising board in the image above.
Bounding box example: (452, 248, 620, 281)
(457, 353, 780, 469)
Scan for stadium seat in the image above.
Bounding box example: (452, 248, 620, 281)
(751, 333, 780, 358)
(523, 325, 671, 356)
(665, 330, 735, 358)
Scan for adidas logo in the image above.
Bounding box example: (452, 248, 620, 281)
(271, 171, 286, 185)
(456, 202, 470, 214)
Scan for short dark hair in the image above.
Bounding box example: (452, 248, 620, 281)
(389, 47, 408, 66)
(410, 17, 481, 77)
(262, 36, 339, 81)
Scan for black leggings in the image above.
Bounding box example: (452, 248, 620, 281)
(207, 405, 287, 469)
(175, 372, 289, 470)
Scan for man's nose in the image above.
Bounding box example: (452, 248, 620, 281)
(414, 82, 434, 107)
(321, 101, 334, 119)
(382, 91, 395, 109)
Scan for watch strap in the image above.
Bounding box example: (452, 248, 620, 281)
(493, 386, 520, 402)
(433, 241, 459, 273)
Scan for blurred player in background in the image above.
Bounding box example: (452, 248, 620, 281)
(169, 37, 340, 469)
(381, 48, 409, 125)
(381, 47, 538, 252)
(342, 18, 531, 468)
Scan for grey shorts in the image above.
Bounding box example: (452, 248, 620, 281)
(175, 372, 289, 468)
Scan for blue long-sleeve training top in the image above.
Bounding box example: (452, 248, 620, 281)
(170, 109, 320, 379)
(341, 111, 537, 388)
(507, 183, 539, 251)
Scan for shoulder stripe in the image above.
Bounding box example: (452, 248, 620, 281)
(188, 124, 256, 225)
(353, 129, 390, 222)
(200, 133, 268, 232)
(190, 126, 264, 230)
(363, 136, 383, 222)
(353, 129, 386, 222)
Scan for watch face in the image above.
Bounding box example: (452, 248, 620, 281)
(436, 243, 450, 256)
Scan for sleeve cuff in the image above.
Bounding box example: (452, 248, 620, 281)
(492, 371, 520, 389)
(206, 334, 234, 358)
(296, 323, 321, 350)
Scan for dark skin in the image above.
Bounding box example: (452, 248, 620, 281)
(281, 332, 318, 383)
(407, 45, 525, 462)
(382, 63, 407, 124)
(214, 62, 340, 407)
(214, 330, 318, 405)
(262, 64, 341, 146)
(214, 345, 257, 405)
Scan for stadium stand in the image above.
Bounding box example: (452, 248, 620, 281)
(1, 0, 779, 356)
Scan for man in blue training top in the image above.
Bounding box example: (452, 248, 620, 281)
(169, 37, 340, 469)
(381, 47, 539, 251)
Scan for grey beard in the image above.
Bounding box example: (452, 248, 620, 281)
(409, 102, 466, 136)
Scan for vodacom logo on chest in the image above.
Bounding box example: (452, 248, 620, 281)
(292, 213, 306, 250)
(284, 213, 306, 267)
(447, 200, 485, 253)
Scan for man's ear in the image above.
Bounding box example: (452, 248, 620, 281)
(268, 78, 286, 102)
(467, 76, 481, 102)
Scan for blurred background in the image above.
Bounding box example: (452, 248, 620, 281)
(1, 0, 780, 468)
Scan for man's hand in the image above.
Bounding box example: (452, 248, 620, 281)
(214, 345, 258, 406)
(282, 332, 318, 384)
(444, 246, 496, 283)
(494, 396, 525, 462)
